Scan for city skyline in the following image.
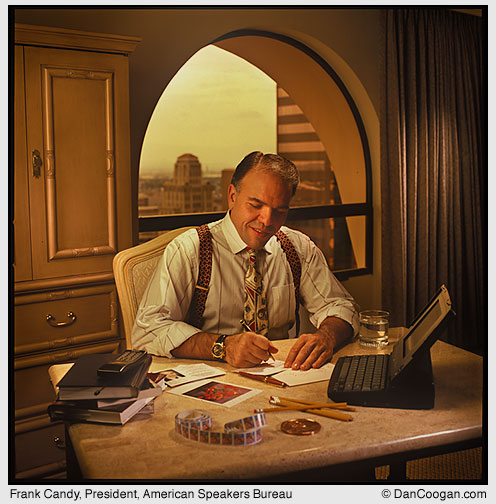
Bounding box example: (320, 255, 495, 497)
(139, 45, 277, 176)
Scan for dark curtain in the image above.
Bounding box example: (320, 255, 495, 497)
(381, 9, 485, 353)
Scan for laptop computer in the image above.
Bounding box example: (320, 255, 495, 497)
(327, 284, 455, 409)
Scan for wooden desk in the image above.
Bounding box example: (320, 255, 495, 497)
(67, 330, 483, 481)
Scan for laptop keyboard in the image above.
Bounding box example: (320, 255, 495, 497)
(330, 354, 388, 393)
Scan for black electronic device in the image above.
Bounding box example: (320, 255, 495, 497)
(97, 350, 148, 376)
(327, 285, 455, 409)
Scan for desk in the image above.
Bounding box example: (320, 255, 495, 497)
(67, 330, 483, 481)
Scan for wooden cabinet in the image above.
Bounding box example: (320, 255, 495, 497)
(13, 24, 140, 479)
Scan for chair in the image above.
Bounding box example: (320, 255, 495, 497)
(113, 226, 195, 348)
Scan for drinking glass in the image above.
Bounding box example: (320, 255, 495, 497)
(359, 310, 389, 347)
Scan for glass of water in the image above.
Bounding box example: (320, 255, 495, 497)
(359, 310, 389, 347)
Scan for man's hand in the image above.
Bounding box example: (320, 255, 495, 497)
(284, 316, 352, 370)
(224, 332, 278, 368)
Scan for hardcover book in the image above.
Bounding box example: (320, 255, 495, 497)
(47, 396, 155, 425)
(55, 353, 152, 401)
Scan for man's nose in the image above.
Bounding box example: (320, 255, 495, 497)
(258, 207, 274, 227)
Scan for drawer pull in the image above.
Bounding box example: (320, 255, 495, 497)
(46, 312, 77, 327)
(53, 436, 66, 449)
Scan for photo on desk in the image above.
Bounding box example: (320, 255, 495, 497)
(167, 379, 262, 407)
(147, 369, 186, 389)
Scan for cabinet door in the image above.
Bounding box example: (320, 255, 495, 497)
(24, 46, 133, 280)
(14, 46, 33, 282)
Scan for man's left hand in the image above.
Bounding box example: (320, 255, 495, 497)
(284, 316, 353, 370)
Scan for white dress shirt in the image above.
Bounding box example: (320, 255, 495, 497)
(132, 213, 359, 357)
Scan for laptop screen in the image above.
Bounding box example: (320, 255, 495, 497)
(403, 299, 443, 357)
(388, 285, 453, 381)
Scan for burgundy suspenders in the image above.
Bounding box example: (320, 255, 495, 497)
(186, 224, 213, 328)
(275, 229, 302, 335)
(186, 224, 301, 334)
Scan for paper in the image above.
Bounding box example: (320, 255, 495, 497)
(147, 363, 226, 388)
(271, 363, 335, 387)
(235, 360, 334, 386)
(167, 379, 262, 407)
(235, 360, 286, 376)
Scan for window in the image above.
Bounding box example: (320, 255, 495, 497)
(138, 32, 372, 279)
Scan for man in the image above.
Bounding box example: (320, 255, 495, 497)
(132, 152, 359, 370)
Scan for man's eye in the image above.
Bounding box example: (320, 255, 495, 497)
(249, 203, 261, 209)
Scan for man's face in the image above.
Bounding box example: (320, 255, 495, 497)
(228, 167, 292, 249)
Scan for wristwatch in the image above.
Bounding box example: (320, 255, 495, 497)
(211, 334, 229, 360)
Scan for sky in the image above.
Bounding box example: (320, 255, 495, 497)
(139, 45, 277, 176)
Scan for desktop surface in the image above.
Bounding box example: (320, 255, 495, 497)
(67, 329, 483, 481)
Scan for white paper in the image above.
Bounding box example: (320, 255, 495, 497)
(235, 360, 286, 376)
(272, 362, 335, 387)
(166, 379, 262, 407)
(148, 363, 226, 388)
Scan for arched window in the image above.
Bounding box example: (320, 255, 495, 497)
(138, 31, 372, 279)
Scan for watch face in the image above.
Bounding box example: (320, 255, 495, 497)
(212, 342, 224, 358)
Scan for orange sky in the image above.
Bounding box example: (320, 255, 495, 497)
(139, 45, 277, 176)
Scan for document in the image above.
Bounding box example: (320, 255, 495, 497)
(272, 363, 335, 387)
(235, 360, 286, 376)
(235, 360, 335, 386)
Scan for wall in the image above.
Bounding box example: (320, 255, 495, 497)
(14, 7, 383, 309)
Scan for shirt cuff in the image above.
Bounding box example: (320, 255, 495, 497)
(136, 322, 201, 358)
(311, 306, 359, 337)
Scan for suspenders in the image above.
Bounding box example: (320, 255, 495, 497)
(186, 224, 302, 335)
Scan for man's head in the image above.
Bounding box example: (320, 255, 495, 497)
(228, 152, 300, 249)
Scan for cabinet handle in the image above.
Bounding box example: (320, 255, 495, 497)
(46, 311, 77, 327)
(32, 150, 42, 178)
(53, 436, 66, 449)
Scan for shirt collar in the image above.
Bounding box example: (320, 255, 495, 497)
(221, 212, 276, 255)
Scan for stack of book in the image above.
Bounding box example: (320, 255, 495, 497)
(47, 352, 162, 425)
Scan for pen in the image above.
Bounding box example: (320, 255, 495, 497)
(239, 371, 286, 388)
(240, 319, 275, 361)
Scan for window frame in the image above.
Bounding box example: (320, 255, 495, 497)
(138, 30, 373, 282)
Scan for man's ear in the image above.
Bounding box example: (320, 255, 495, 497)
(227, 184, 237, 210)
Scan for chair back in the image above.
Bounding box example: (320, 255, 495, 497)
(113, 226, 195, 348)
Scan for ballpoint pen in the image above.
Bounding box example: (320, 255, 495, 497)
(239, 371, 286, 388)
(240, 319, 275, 361)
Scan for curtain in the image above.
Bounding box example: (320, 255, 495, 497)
(381, 9, 485, 352)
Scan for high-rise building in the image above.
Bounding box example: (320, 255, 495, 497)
(162, 153, 214, 214)
(277, 86, 356, 270)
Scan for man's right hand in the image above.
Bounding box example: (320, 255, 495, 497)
(224, 332, 278, 367)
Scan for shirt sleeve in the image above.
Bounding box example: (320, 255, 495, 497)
(131, 233, 202, 357)
(291, 230, 360, 336)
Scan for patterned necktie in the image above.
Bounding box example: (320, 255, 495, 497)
(243, 248, 269, 336)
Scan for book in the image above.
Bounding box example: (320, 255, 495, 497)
(55, 352, 152, 401)
(49, 362, 162, 404)
(47, 396, 155, 425)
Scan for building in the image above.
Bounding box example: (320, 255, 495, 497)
(162, 154, 214, 214)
